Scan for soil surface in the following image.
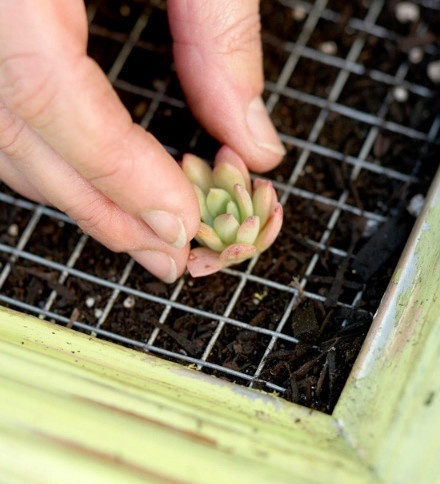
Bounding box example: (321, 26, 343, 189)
(0, 0, 439, 413)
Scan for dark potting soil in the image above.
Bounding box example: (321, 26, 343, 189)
(0, 0, 439, 413)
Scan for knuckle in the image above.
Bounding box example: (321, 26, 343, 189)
(68, 199, 130, 254)
(85, 149, 135, 193)
(213, 10, 262, 56)
(0, 102, 27, 157)
(78, 120, 138, 190)
(0, 53, 56, 124)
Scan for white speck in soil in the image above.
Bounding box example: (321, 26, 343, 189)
(292, 6, 307, 21)
(85, 297, 95, 308)
(407, 194, 425, 217)
(94, 308, 103, 319)
(362, 218, 380, 238)
(7, 224, 18, 237)
(319, 41, 337, 55)
(393, 86, 409, 102)
(409, 47, 424, 64)
(427, 60, 440, 83)
(123, 296, 135, 309)
(395, 2, 420, 23)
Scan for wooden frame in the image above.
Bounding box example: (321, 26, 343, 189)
(1, 169, 439, 483)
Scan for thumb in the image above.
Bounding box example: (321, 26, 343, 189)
(168, 0, 286, 173)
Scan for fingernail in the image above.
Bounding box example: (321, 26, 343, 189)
(247, 96, 286, 156)
(130, 250, 178, 284)
(141, 210, 187, 249)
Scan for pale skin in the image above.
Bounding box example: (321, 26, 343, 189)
(0, 0, 285, 283)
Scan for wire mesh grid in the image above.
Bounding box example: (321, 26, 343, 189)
(0, 0, 439, 413)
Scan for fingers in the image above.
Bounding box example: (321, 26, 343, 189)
(0, 0, 200, 250)
(0, 152, 48, 204)
(168, 0, 286, 173)
(0, 0, 282, 286)
(0, 0, 201, 282)
(0, 101, 188, 282)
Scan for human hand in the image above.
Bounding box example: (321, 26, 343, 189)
(0, 0, 284, 283)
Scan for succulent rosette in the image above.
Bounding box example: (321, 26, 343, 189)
(182, 149, 283, 277)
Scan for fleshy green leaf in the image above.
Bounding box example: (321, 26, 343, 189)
(254, 203, 283, 252)
(181, 154, 214, 194)
(206, 188, 232, 218)
(194, 185, 213, 225)
(213, 162, 248, 196)
(236, 216, 260, 245)
(233, 184, 254, 222)
(214, 214, 240, 244)
(252, 179, 275, 228)
(226, 200, 241, 222)
(214, 147, 252, 193)
(196, 223, 225, 252)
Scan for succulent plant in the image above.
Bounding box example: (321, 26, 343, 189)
(182, 149, 283, 277)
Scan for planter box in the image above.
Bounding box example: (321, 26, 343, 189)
(1, 168, 439, 483)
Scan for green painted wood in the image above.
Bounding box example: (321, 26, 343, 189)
(335, 168, 440, 483)
(0, 309, 373, 484)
